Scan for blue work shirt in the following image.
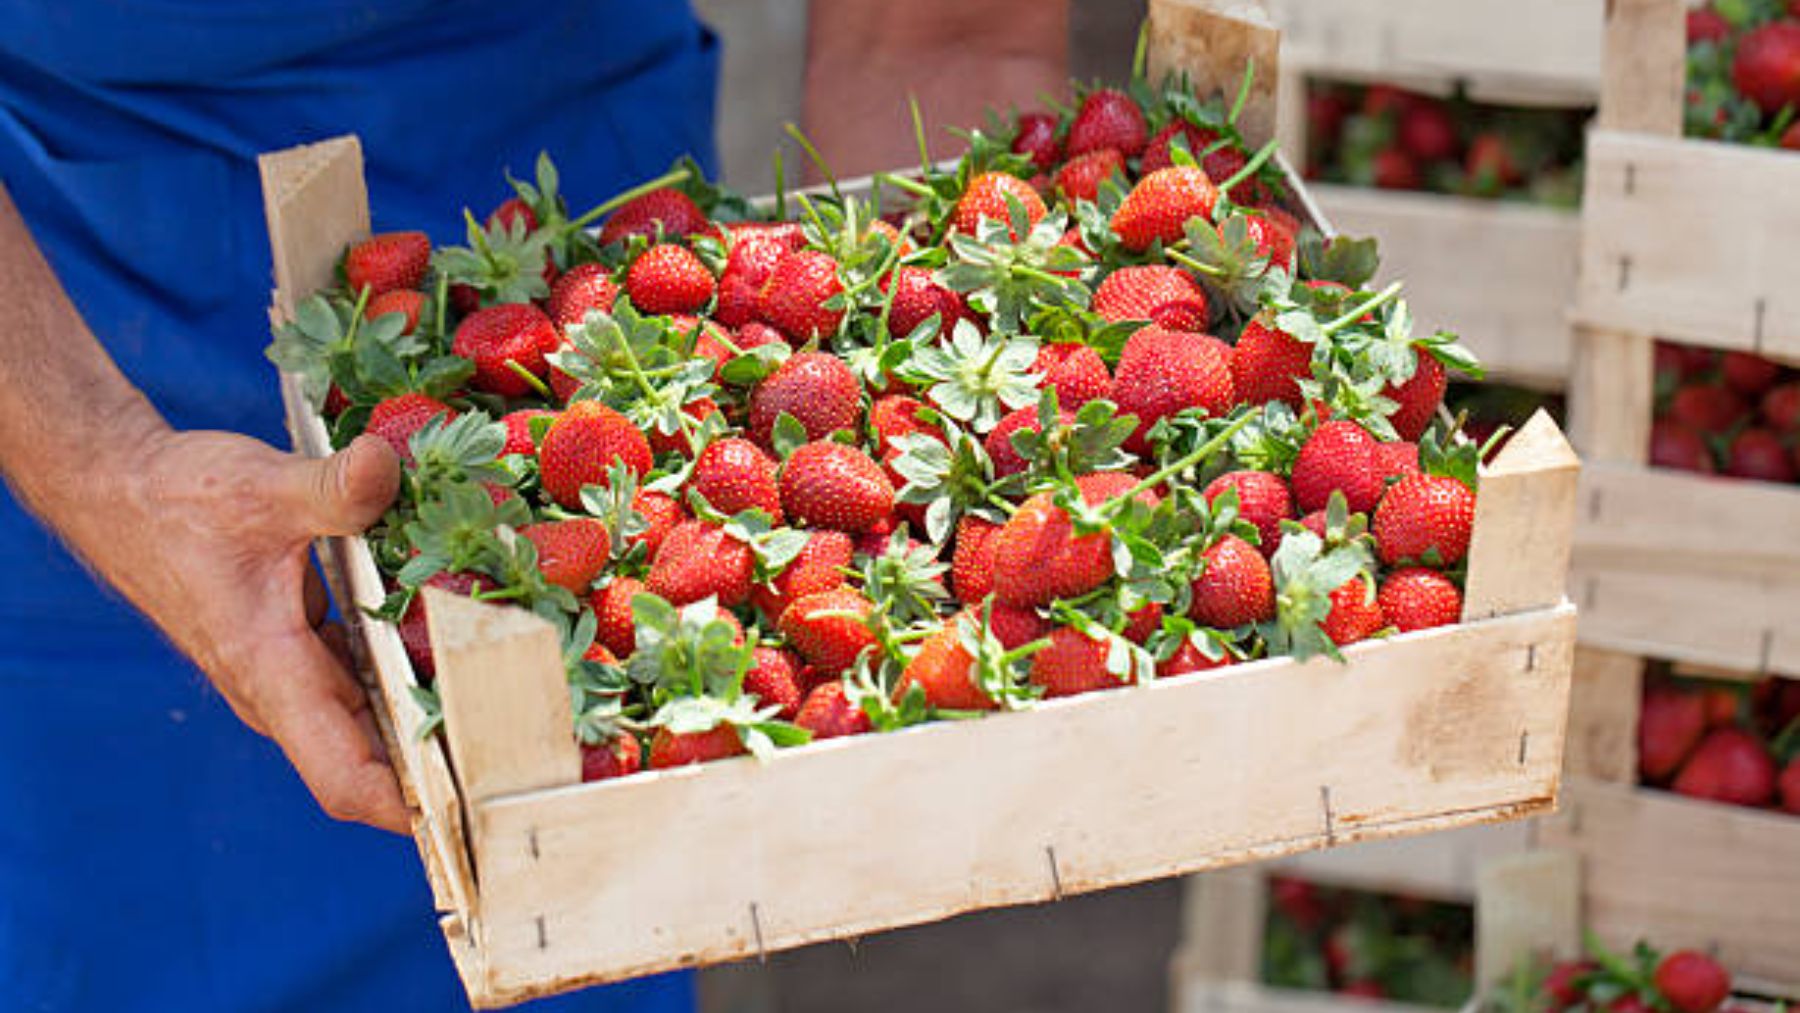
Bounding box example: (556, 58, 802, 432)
(0, 2, 717, 1009)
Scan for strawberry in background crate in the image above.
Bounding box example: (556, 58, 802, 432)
(1637, 664, 1800, 815)
(1649, 340, 1800, 483)
(1684, 0, 1800, 149)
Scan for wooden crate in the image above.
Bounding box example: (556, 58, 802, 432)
(261, 4, 1581, 1006)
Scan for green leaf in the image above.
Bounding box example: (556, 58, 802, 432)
(771, 412, 809, 459)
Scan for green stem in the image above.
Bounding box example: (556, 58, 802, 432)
(609, 325, 699, 447)
(504, 359, 554, 400)
(1165, 248, 1226, 279)
(1321, 281, 1403, 335)
(985, 494, 1019, 517)
(1227, 59, 1257, 128)
(432, 272, 450, 345)
(343, 282, 373, 345)
(569, 166, 694, 230)
(909, 94, 934, 177)
(1000, 637, 1053, 666)
(784, 122, 841, 201)
(875, 172, 935, 199)
(772, 149, 788, 221)
(1217, 138, 1279, 198)
(1118, 410, 1258, 507)
(1131, 22, 1151, 82)
(1013, 264, 1076, 288)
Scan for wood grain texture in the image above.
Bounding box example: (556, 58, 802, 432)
(1563, 648, 1642, 785)
(1597, 0, 1685, 134)
(1571, 553, 1800, 678)
(1566, 325, 1653, 464)
(1147, 0, 1281, 148)
(1474, 850, 1581, 988)
(1171, 867, 1266, 986)
(1576, 463, 1800, 575)
(1267, 822, 1532, 903)
(1463, 411, 1581, 623)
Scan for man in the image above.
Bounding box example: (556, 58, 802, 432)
(0, 1, 1066, 1009)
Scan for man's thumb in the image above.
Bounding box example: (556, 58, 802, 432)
(291, 434, 401, 536)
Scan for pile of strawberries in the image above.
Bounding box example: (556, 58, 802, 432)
(1650, 341, 1800, 483)
(269, 66, 1484, 781)
(1638, 669, 1800, 815)
(1264, 874, 1474, 1005)
(1687, 0, 1800, 149)
(1304, 82, 1586, 205)
(1505, 941, 1741, 1013)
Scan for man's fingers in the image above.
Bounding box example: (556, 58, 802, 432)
(282, 434, 400, 537)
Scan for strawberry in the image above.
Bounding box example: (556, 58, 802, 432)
(748, 351, 862, 448)
(1109, 325, 1236, 454)
(1292, 421, 1383, 515)
(1111, 167, 1220, 252)
(1398, 100, 1459, 163)
(367, 393, 454, 463)
(779, 587, 877, 673)
(645, 519, 754, 606)
(1188, 534, 1275, 628)
(1725, 428, 1795, 482)
(1033, 343, 1112, 409)
(795, 680, 873, 739)
(1121, 602, 1164, 644)
(487, 196, 537, 233)
(1640, 684, 1707, 782)
(344, 231, 430, 296)
(1053, 148, 1126, 204)
(1465, 133, 1522, 190)
(547, 263, 619, 329)
(1688, 7, 1730, 44)
(1030, 625, 1139, 698)
(1377, 567, 1461, 632)
(1543, 961, 1597, 1010)
(1650, 421, 1716, 474)
(1321, 577, 1385, 646)
(952, 516, 1003, 604)
(1383, 349, 1447, 441)
(1372, 473, 1475, 567)
(520, 519, 609, 593)
(779, 441, 895, 533)
(1340, 982, 1387, 1000)
(1733, 21, 1800, 116)
(453, 302, 561, 397)
(367, 289, 426, 334)
(1656, 341, 1718, 381)
(1232, 316, 1313, 409)
(1243, 212, 1298, 272)
(952, 171, 1048, 237)
(538, 400, 654, 509)
(885, 265, 970, 338)
(897, 621, 995, 711)
(1012, 110, 1063, 170)
(1157, 638, 1232, 678)
(1198, 143, 1271, 205)
(1609, 995, 1653, 1013)
(691, 437, 784, 522)
(985, 601, 1051, 650)
(599, 188, 709, 246)
(625, 243, 715, 316)
(631, 490, 684, 558)
(398, 570, 489, 680)
(580, 733, 642, 783)
(743, 646, 806, 719)
(1375, 441, 1422, 484)
(1761, 382, 1800, 432)
(1672, 727, 1777, 806)
(645, 396, 720, 458)
(715, 228, 803, 328)
(985, 405, 1073, 479)
(758, 249, 846, 341)
(869, 395, 942, 456)
(1141, 120, 1218, 175)
(992, 471, 1156, 607)
(1784, 120, 1800, 150)
(1781, 756, 1800, 814)
(648, 725, 746, 769)
(751, 529, 853, 623)
(1702, 686, 1740, 728)
(501, 409, 554, 457)
(1066, 88, 1148, 158)
(1093, 265, 1211, 332)
(1722, 351, 1780, 396)
(1373, 148, 1422, 190)
(696, 319, 786, 377)
(1204, 471, 1292, 558)
(591, 577, 645, 659)
(1655, 951, 1731, 1013)
(1308, 92, 1351, 151)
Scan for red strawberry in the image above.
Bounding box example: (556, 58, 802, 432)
(398, 571, 489, 680)
(591, 577, 644, 659)
(1034, 343, 1111, 409)
(1378, 568, 1462, 632)
(715, 228, 801, 328)
(580, 733, 642, 783)
(1204, 471, 1292, 558)
(985, 405, 1073, 479)
(520, 519, 609, 594)
(744, 646, 806, 719)
(1609, 995, 1653, 1013)
(1340, 982, 1387, 1000)
(1784, 120, 1800, 150)
(1141, 119, 1219, 174)
(645, 396, 720, 458)
(1733, 21, 1800, 116)
(1688, 7, 1730, 44)
(1243, 212, 1298, 272)
(1761, 382, 1800, 432)
(547, 263, 619, 329)
(1188, 534, 1276, 628)
(1725, 428, 1795, 482)
(1157, 638, 1233, 678)
(1672, 727, 1777, 806)
(751, 529, 853, 623)
(1373, 473, 1475, 566)
(779, 441, 896, 533)
(1053, 148, 1126, 204)
(366, 393, 454, 463)
(1465, 133, 1522, 188)
(1376, 441, 1422, 484)
(951, 516, 1003, 604)
(1655, 341, 1718, 381)
(344, 231, 430, 297)
(1780, 756, 1800, 814)
(1232, 316, 1313, 408)
(1373, 147, 1422, 189)
(748, 351, 862, 448)
(648, 725, 745, 769)
(1321, 577, 1386, 646)
(1110, 326, 1236, 455)
(952, 171, 1048, 238)
(869, 395, 942, 457)
(1293, 421, 1383, 515)
(1722, 351, 1781, 396)
(502, 409, 554, 457)
(758, 249, 846, 342)
(897, 621, 994, 711)
(1013, 110, 1063, 170)
(1543, 961, 1597, 1010)
(1111, 166, 1220, 252)
(991, 472, 1155, 608)
(631, 490, 684, 558)
(1650, 421, 1717, 474)
(795, 681, 873, 739)
(1640, 684, 1708, 782)
(1398, 100, 1459, 162)
(1030, 625, 1140, 698)
(487, 196, 537, 233)
(1093, 265, 1211, 332)
(779, 587, 877, 674)
(1702, 686, 1740, 728)
(645, 519, 754, 606)
(1383, 350, 1447, 441)
(695, 319, 786, 378)
(1066, 88, 1148, 158)
(1198, 143, 1271, 205)
(367, 289, 426, 334)
(884, 265, 970, 338)
(599, 188, 709, 246)
(625, 243, 715, 316)
(1308, 92, 1351, 150)
(538, 400, 654, 509)
(691, 437, 784, 522)
(1655, 951, 1731, 1013)
(453, 302, 561, 397)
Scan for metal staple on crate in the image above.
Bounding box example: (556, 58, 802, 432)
(1518, 730, 1531, 766)
(748, 902, 767, 964)
(1044, 846, 1064, 902)
(1319, 785, 1336, 845)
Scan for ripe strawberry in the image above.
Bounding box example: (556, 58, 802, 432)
(779, 441, 895, 533)
(1672, 727, 1777, 806)
(1640, 684, 1708, 782)
(599, 188, 709, 246)
(1376, 441, 1422, 484)
(952, 171, 1048, 237)
(648, 725, 746, 769)
(1298, 510, 1329, 539)
(780, 587, 877, 673)
(367, 393, 455, 463)
(1761, 382, 1800, 432)
(1054, 148, 1126, 204)
(1093, 265, 1211, 332)
(519, 519, 609, 593)
(398, 570, 489, 680)
(367, 288, 426, 334)
(748, 351, 862, 448)
(1608, 995, 1653, 1013)
(1655, 951, 1732, 1013)
(884, 265, 970, 338)
(715, 228, 802, 328)
(1373, 147, 1422, 189)
(1543, 961, 1597, 1010)
(1733, 21, 1800, 116)
(952, 516, 1003, 604)
(1398, 100, 1459, 162)
(1111, 167, 1220, 252)
(1157, 638, 1233, 678)
(1110, 325, 1236, 454)
(631, 490, 684, 558)
(691, 437, 784, 522)
(645, 519, 753, 606)
(694, 319, 786, 379)
(751, 529, 853, 623)
(1030, 625, 1139, 698)
(538, 400, 654, 509)
(1066, 88, 1148, 158)
(487, 196, 537, 233)
(1784, 120, 1800, 150)
(985, 405, 1072, 479)
(1197, 143, 1272, 205)
(1141, 119, 1219, 174)
(1378, 568, 1462, 632)
(897, 621, 995, 711)
(644, 396, 720, 458)
(1383, 350, 1447, 441)
(1725, 428, 1795, 482)
(1243, 212, 1298, 272)
(1340, 982, 1387, 1001)
(1012, 110, 1063, 170)
(1232, 316, 1313, 408)
(453, 302, 561, 396)
(1188, 535, 1276, 628)
(1688, 7, 1730, 44)
(1204, 471, 1292, 558)
(1373, 473, 1475, 566)
(1650, 421, 1716, 474)
(591, 577, 644, 659)
(547, 263, 619, 328)
(869, 395, 942, 457)
(580, 733, 642, 783)
(991, 471, 1155, 608)
(757, 249, 846, 341)
(743, 646, 805, 719)
(1722, 351, 1780, 396)
(795, 681, 873, 739)
(625, 243, 715, 316)
(1781, 756, 1800, 814)
(1321, 577, 1386, 646)
(1293, 421, 1383, 515)
(1701, 685, 1740, 729)
(1656, 341, 1718, 381)
(501, 409, 553, 457)
(344, 231, 430, 296)
(1033, 343, 1111, 409)
(1465, 133, 1522, 189)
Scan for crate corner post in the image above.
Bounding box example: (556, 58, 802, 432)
(1463, 410, 1581, 622)
(258, 135, 370, 323)
(1146, 0, 1281, 148)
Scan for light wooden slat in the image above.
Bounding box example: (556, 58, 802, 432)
(1147, 0, 1282, 150)
(1172, 867, 1267, 987)
(1597, 0, 1685, 134)
(1571, 555, 1800, 678)
(1473, 850, 1581, 989)
(1268, 822, 1531, 903)
(1577, 463, 1800, 575)
(1563, 648, 1642, 785)
(1463, 411, 1581, 622)
(260, 137, 369, 323)
(1567, 324, 1653, 464)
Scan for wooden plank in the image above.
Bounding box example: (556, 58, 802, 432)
(1576, 463, 1800, 575)
(459, 605, 1574, 1003)
(1574, 133, 1800, 361)
(1563, 648, 1642, 785)
(1269, 822, 1531, 903)
(1463, 411, 1581, 622)
(1540, 779, 1800, 984)
(1473, 850, 1581, 989)
(1312, 186, 1578, 390)
(1172, 867, 1267, 986)
(1571, 555, 1800, 679)
(259, 136, 369, 324)
(1567, 325, 1653, 464)
(1147, 0, 1282, 149)
(1597, 0, 1684, 134)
